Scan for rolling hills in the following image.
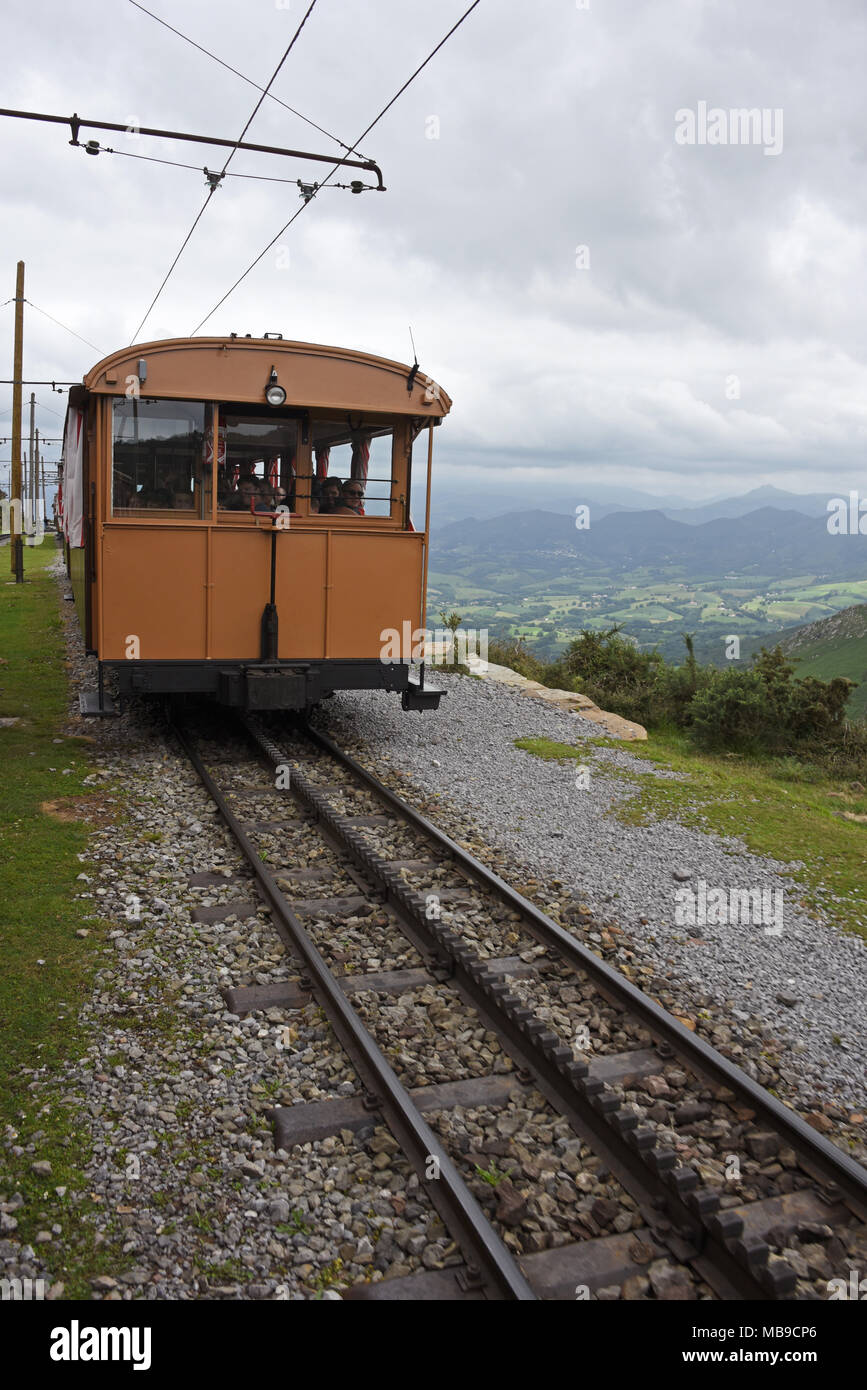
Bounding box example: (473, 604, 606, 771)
(428, 504, 867, 667)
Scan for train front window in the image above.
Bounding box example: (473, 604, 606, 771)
(217, 411, 298, 516)
(111, 398, 209, 516)
(309, 421, 393, 517)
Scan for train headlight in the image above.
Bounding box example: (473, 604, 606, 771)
(265, 367, 286, 407)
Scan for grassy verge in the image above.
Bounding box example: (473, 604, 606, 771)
(0, 538, 126, 1295)
(515, 731, 867, 939)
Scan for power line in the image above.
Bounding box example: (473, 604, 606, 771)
(191, 0, 483, 335)
(25, 300, 105, 354)
(130, 0, 321, 344)
(221, 1, 320, 175)
(127, 0, 367, 160)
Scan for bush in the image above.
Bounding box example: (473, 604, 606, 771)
(487, 626, 865, 773)
(486, 636, 548, 682)
(540, 626, 665, 723)
(688, 647, 856, 754)
(687, 667, 775, 749)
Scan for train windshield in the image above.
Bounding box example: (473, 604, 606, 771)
(111, 398, 210, 516)
(109, 399, 400, 522)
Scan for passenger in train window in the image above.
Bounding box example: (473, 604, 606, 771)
(317, 478, 342, 514)
(332, 480, 365, 515)
(227, 478, 258, 511)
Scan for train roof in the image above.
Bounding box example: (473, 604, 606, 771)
(73, 336, 451, 418)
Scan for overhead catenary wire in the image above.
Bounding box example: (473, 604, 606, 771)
(190, 0, 483, 335)
(82, 142, 376, 192)
(32, 398, 65, 418)
(130, 0, 321, 345)
(127, 0, 367, 161)
(25, 300, 105, 355)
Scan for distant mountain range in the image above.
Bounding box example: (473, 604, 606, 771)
(662, 486, 830, 526)
(431, 505, 861, 578)
(429, 480, 834, 528)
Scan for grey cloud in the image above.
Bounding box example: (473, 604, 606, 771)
(1, 0, 866, 499)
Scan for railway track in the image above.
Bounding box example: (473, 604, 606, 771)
(174, 709, 867, 1301)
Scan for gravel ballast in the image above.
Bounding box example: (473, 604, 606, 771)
(313, 674, 866, 1115)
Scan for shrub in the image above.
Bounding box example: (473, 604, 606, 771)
(688, 647, 857, 753)
(486, 636, 548, 682)
(540, 625, 665, 722)
(487, 626, 865, 773)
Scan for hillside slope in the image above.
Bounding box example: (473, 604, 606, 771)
(776, 604, 867, 719)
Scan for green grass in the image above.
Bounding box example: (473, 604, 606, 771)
(781, 632, 867, 721)
(473, 1161, 513, 1187)
(0, 539, 129, 1294)
(515, 732, 867, 938)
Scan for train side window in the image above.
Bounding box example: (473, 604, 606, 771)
(217, 411, 298, 517)
(111, 398, 209, 516)
(310, 421, 393, 518)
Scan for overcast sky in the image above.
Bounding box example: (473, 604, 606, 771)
(1, 0, 866, 504)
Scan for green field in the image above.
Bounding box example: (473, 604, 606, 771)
(429, 551, 867, 696)
(428, 567, 840, 669)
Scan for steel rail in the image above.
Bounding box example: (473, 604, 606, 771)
(245, 722, 785, 1299)
(302, 723, 867, 1218)
(173, 719, 536, 1301)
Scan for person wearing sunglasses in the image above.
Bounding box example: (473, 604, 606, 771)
(332, 479, 366, 516)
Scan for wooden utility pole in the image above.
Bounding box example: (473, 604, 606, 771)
(10, 260, 23, 577)
(28, 391, 35, 531)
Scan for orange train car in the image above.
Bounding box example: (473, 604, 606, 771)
(59, 334, 451, 714)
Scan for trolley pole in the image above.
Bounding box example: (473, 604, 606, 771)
(9, 260, 24, 578)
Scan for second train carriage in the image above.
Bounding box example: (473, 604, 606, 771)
(59, 335, 451, 714)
